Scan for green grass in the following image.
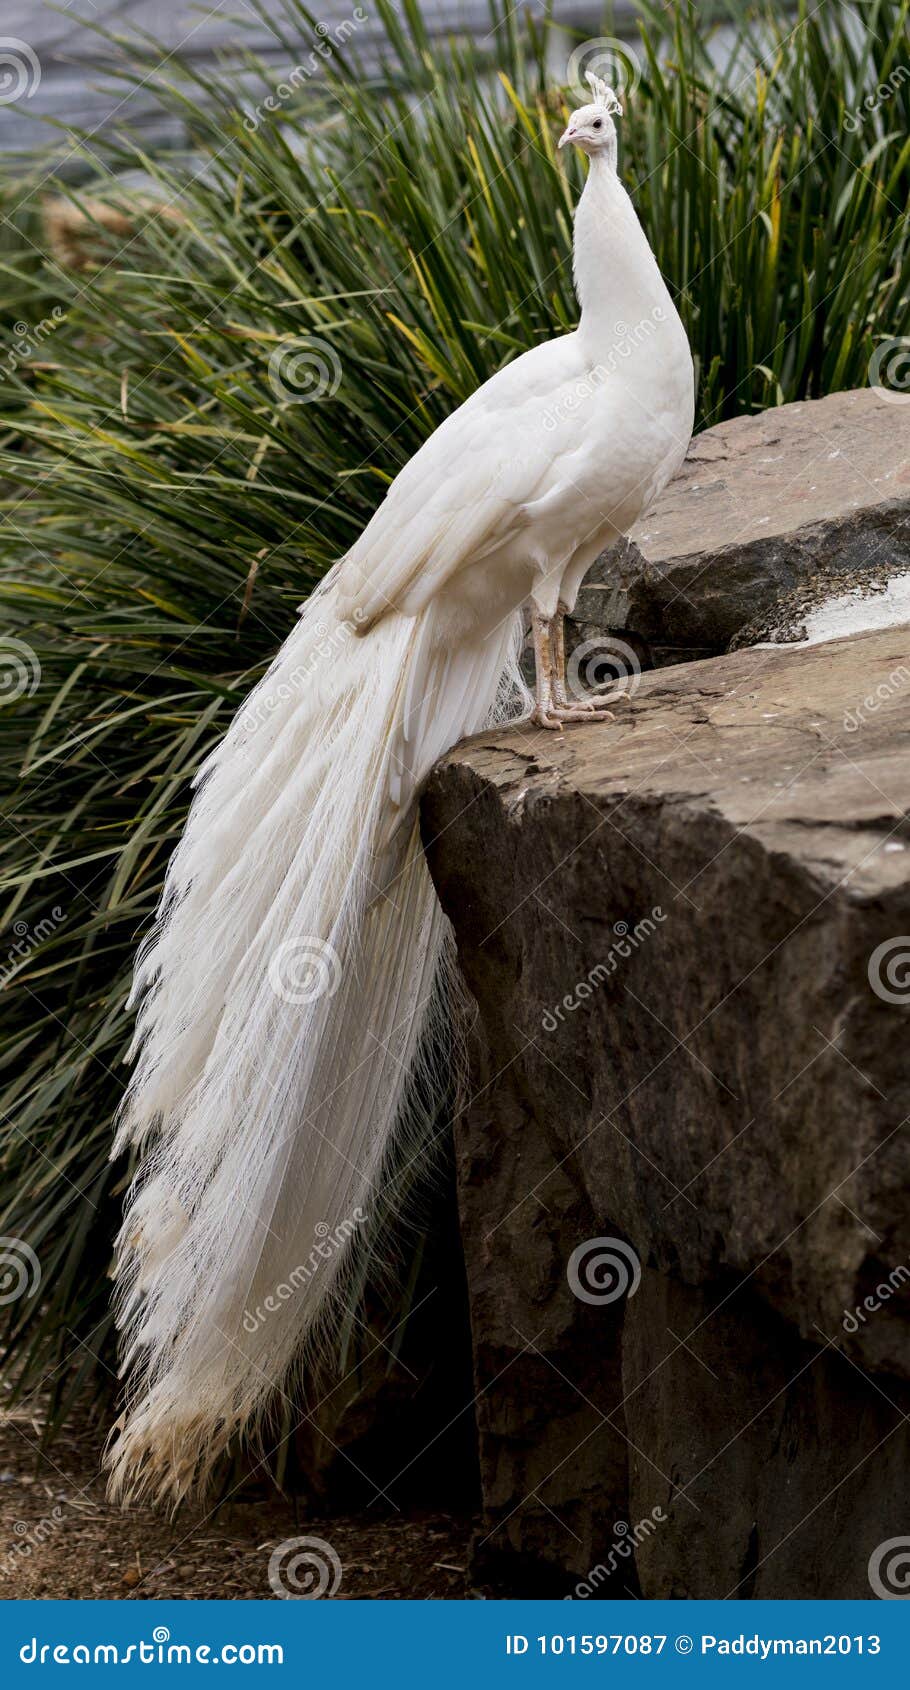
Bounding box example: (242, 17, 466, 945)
(0, 0, 908, 1434)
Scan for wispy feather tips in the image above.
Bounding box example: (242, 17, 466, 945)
(586, 71, 623, 116)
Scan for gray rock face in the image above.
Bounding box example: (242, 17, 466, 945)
(452, 1024, 633, 1594)
(571, 388, 910, 663)
(623, 1270, 910, 1600)
(420, 623, 910, 1597)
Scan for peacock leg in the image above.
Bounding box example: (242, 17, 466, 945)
(528, 608, 603, 725)
(548, 603, 616, 721)
(529, 609, 562, 729)
(550, 605, 570, 705)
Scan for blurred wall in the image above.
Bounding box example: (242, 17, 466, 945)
(0, 0, 633, 157)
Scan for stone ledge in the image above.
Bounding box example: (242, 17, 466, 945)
(420, 622, 910, 1596)
(580, 387, 910, 658)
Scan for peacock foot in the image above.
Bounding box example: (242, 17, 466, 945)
(555, 691, 630, 714)
(530, 703, 614, 729)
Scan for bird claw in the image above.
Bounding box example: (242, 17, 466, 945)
(530, 704, 614, 729)
(529, 706, 566, 730)
(559, 705, 615, 722)
(560, 691, 628, 714)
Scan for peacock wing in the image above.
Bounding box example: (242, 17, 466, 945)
(335, 336, 594, 629)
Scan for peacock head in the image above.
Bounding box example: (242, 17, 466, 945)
(559, 72, 623, 159)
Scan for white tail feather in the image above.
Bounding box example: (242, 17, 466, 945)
(108, 574, 524, 1503)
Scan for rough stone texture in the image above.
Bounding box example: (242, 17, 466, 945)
(421, 623, 910, 1597)
(565, 388, 910, 664)
(624, 1271, 910, 1600)
(457, 1025, 634, 1595)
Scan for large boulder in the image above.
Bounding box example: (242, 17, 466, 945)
(421, 622, 910, 1597)
(561, 387, 910, 668)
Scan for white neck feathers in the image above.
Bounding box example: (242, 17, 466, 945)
(572, 153, 672, 341)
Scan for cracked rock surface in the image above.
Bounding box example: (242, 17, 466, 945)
(421, 623, 910, 1597)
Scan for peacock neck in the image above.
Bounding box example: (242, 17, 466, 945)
(573, 153, 674, 347)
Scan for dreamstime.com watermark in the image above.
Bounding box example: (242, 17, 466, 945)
(0, 1237, 41, 1305)
(267, 935, 342, 1004)
(268, 1534, 342, 1598)
(566, 1506, 667, 1598)
(268, 336, 342, 403)
(0, 39, 41, 104)
(843, 664, 910, 732)
(0, 906, 65, 989)
(18, 1628, 284, 1665)
(869, 337, 910, 405)
(243, 1212, 365, 1334)
(868, 1537, 910, 1599)
(842, 1258, 910, 1333)
(0, 636, 41, 705)
(1, 1506, 65, 1582)
(567, 1236, 641, 1306)
(565, 37, 642, 104)
(844, 64, 909, 131)
(541, 908, 665, 1030)
(3, 306, 67, 375)
(868, 937, 910, 1005)
(541, 309, 667, 432)
(566, 635, 642, 704)
(243, 10, 369, 130)
(239, 613, 366, 736)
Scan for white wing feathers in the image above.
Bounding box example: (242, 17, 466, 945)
(336, 334, 596, 628)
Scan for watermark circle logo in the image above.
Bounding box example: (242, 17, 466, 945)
(0, 1237, 41, 1305)
(268, 337, 342, 404)
(268, 1535, 342, 1599)
(0, 637, 41, 705)
(0, 40, 41, 104)
(867, 937, 910, 1005)
(566, 38, 641, 104)
(567, 636, 641, 702)
(868, 1537, 910, 1599)
(868, 338, 910, 406)
(567, 1236, 641, 1306)
(268, 936, 341, 1005)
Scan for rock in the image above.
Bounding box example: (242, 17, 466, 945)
(456, 1024, 633, 1596)
(420, 622, 910, 1597)
(569, 388, 910, 662)
(737, 571, 910, 651)
(624, 1270, 910, 1600)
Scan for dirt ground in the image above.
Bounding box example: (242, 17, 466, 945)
(0, 1412, 475, 1600)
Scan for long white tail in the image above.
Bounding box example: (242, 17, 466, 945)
(108, 577, 524, 1503)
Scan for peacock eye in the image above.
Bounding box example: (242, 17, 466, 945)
(593, 119, 603, 130)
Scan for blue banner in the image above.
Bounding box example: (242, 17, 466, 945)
(1, 1600, 908, 1685)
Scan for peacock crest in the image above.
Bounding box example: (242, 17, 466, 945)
(586, 71, 623, 116)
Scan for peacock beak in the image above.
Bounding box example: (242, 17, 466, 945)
(558, 127, 576, 149)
